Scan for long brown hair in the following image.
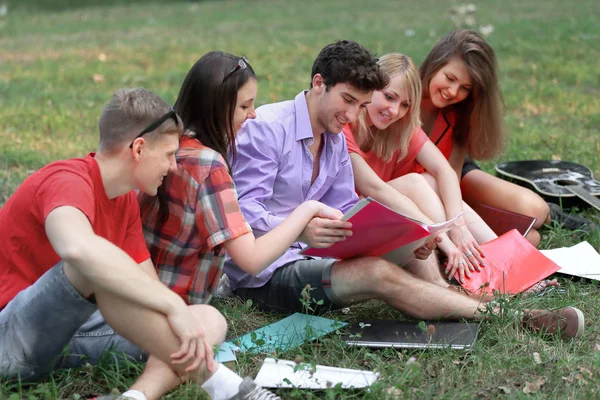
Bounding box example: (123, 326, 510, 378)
(353, 53, 421, 162)
(420, 30, 505, 160)
(139, 52, 256, 226)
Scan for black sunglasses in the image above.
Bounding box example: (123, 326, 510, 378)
(129, 109, 178, 148)
(222, 56, 250, 83)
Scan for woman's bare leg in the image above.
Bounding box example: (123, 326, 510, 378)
(460, 169, 549, 247)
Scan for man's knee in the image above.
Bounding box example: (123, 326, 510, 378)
(359, 257, 410, 287)
(188, 304, 227, 343)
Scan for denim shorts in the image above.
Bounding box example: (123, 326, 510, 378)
(0, 261, 145, 382)
(234, 258, 342, 314)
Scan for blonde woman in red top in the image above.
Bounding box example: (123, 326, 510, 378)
(344, 53, 496, 284)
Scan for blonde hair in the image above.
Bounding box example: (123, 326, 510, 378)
(98, 87, 183, 153)
(420, 30, 505, 160)
(352, 53, 422, 162)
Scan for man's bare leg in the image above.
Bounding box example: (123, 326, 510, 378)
(329, 257, 583, 339)
(330, 256, 484, 320)
(404, 254, 449, 289)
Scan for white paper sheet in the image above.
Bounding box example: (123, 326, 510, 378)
(540, 241, 600, 279)
(254, 357, 379, 389)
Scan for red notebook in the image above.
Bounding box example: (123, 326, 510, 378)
(302, 197, 461, 265)
(456, 229, 560, 295)
(470, 203, 537, 237)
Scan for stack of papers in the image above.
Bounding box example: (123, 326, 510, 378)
(254, 357, 379, 389)
(541, 241, 600, 280)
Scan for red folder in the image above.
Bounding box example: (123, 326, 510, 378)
(302, 197, 460, 264)
(470, 203, 536, 237)
(457, 229, 560, 295)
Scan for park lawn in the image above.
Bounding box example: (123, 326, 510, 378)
(1, 0, 599, 398)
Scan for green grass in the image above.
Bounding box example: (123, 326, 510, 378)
(1, 0, 599, 398)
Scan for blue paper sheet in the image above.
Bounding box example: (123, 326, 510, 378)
(215, 341, 238, 363)
(215, 313, 347, 363)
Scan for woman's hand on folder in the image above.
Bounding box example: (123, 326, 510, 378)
(448, 226, 485, 273)
(438, 235, 472, 283)
(298, 206, 353, 248)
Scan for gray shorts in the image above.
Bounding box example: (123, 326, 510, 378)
(0, 262, 145, 382)
(235, 258, 342, 314)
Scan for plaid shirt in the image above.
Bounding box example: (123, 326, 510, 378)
(140, 135, 252, 304)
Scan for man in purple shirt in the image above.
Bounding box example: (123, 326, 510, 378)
(224, 40, 584, 340)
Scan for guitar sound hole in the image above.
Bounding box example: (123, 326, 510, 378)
(553, 179, 579, 187)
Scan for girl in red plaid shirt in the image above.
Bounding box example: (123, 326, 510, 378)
(135, 51, 346, 400)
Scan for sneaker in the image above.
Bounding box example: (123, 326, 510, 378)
(229, 377, 281, 400)
(547, 202, 597, 232)
(522, 306, 585, 340)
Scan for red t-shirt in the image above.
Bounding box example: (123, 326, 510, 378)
(0, 153, 150, 309)
(343, 124, 430, 186)
(413, 110, 456, 173)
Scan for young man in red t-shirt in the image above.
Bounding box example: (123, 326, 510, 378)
(0, 88, 266, 400)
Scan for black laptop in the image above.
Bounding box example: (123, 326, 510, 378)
(342, 320, 480, 351)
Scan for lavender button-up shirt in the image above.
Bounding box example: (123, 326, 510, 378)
(224, 91, 359, 290)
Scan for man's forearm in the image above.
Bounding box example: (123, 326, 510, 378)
(67, 235, 186, 316)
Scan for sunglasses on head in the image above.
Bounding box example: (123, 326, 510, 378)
(222, 56, 250, 83)
(129, 109, 178, 148)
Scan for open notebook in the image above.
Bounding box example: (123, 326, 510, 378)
(343, 320, 480, 351)
(303, 197, 461, 265)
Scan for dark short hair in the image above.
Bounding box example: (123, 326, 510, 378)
(174, 51, 256, 169)
(311, 40, 388, 92)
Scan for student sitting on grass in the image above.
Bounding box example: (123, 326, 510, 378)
(0, 88, 228, 398)
(416, 29, 595, 246)
(343, 52, 496, 283)
(342, 52, 558, 294)
(130, 51, 343, 400)
(224, 39, 584, 341)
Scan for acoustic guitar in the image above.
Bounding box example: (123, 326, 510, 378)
(495, 160, 600, 212)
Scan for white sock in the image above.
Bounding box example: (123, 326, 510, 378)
(121, 390, 147, 400)
(201, 363, 244, 400)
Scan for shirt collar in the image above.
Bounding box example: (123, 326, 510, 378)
(294, 90, 341, 145)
